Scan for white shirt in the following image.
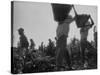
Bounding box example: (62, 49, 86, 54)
(56, 18, 73, 38)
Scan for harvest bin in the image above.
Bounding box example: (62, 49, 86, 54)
(51, 3, 72, 22)
(75, 14, 90, 28)
(73, 5, 90, 28)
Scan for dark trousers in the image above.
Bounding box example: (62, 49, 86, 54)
(56, 47, 71, 68)
(81, 40, 94, 64)
(56, 35, 71, 69)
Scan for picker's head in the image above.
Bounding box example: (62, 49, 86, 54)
(18, 28, 24, 35)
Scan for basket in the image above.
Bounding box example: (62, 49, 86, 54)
(75, 14, 90, 28)
(51, 3, 72, 22)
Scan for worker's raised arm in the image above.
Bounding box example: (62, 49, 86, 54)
(72, 5, 77, 16)
(90, 16, 94, 26)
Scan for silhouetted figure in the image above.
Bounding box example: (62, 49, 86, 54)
(38, 42, 46, 57)
(18, 28, 29, 63)
(18, 28, 29, 49)
(56, 15, 75, 70)
(80, 16, 94, 64)
(46, 39, 55, 57)
(30, 39, 35, 50)
(40, 42, 44, 52)
(72, 5, 96, 67)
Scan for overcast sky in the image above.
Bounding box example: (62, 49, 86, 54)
(13, 1, 97, 48)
